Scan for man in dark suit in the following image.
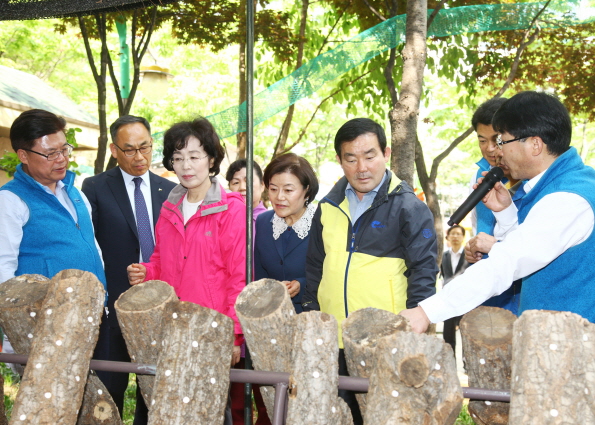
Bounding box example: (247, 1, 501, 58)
(440, 225, 470, 356)
(82, 115, 176, 424)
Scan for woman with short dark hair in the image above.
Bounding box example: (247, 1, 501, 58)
(127, 117, 246, 366)
(254, 153, 319, 313)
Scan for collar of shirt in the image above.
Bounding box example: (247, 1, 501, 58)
(345, 171, 387, 223)
(522, 168, 547, 195)
(449, 246, 464, 255)
(120, 168, 150, 187)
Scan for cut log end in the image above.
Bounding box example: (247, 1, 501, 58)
(398, 353, 429, 388)
(460, 306, 516, 346)
(235, 279, 289, 318)
(115, 280, 176, 312)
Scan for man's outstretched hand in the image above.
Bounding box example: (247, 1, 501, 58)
(399, 306, 430, 334)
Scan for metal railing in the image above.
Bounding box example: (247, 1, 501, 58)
(0, 353, 510, 425)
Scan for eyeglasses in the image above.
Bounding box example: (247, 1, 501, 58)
(171, 153, 209, 166)
(22, 144, 73, 161)
(114, 143, 153, 157)
(496, 135, 528, 150)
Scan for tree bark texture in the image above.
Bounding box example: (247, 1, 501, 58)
(460, 307, 516, 425)
(0, 374, 6, 425)
(235, 278, 296, 418)
(9, 270, 105, 425)
(286, 311, 353, 425)
(114, 280, 178, 406)
(389, 0, 428, 187)
(342, 307, 410, 415)
(0, 274, 121, 425)
(509, 310, 595, 425)
(147, 302, 234, 425)
(364, 331, 462, 425)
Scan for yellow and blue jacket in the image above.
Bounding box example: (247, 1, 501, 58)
(303, 170, 438, 347)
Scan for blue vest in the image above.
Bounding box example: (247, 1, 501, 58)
(473, 158, 522, 313)
(518, 147, 595, 322)
(1, 164, 107, 293)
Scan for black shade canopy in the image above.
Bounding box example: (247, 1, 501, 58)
(0, 0, 177, 21)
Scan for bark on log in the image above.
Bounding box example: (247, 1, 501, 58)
(114, 280, 177, 405)
(235, 278, 296, 418)
(509, 310, 595, 425)
(9, 270, 105, 425)
(0, 374, 6, 425)
(342, 307, 410, 415)
(0, 274, 121, 424)
(286, 311, 352, 425)
(147, 301, 234, 425)
(364, 331, 462, 425)
(460, 306, 516, 425)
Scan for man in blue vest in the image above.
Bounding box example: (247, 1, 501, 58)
(0, 109, 106, 287)
(468, 97, 523, 314)
(401, 91, 595, 332)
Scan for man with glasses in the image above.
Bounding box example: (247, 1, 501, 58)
(0, 109, 106, 287)
(81, 115, 175, 424)
(401, 90, 595, 332)
(465, 97, 524, 315)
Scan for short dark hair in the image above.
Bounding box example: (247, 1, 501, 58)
(110, 115, 151, 145)
(492, 91, 571, 156)
(263, 153, 319, 205)
(10, 109, 66, 151)
(334, 118, 387, 157)
(471, 97, 508, 130)
(446, 225, 465, 237)
(162, 117, 225, 175)
(225, 159, 264, 184)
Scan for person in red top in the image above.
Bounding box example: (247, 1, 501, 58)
(127, 117, 246, 364)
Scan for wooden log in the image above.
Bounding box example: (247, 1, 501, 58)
(9, 269, 105, 424)
(0, 274, 121, 424)
(342, 307, 410, 415)
(147, 301, 234, 425)
(286, 311, 353, 425)
(235, 278, 296, 418)
(364, 331, 462, 425)
(114, 280, 178, 406)
(460, 306, 516, 425)
(0, 374, 6, 425)
(509, 310, 595, 425)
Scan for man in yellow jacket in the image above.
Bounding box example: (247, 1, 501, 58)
(304, 118, 438, 424)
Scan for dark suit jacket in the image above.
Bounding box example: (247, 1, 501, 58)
(82, 167, 176, 327)
(254, 210, 308, 313)
(441, 249, 470, 286)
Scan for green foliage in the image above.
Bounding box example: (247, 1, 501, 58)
(1, 362, 20, 420)
(456, 403, 475, 425)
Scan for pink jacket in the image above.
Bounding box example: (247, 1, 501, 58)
(143, 178, 246, 345)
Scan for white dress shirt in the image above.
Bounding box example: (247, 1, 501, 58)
(420, 169, 595, 323)
(0, 180, 102, 284)
(449, 247, 463, 275)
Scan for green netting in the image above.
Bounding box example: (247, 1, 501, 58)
(199, 0, 595, 140)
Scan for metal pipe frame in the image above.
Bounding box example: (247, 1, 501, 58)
(0, 353, 511, 403)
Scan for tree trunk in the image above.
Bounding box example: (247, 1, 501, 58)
(0, 274, 121, 425)
(9, 270, 105, 424)
(114, 280, 178, 406)
(364, 331, 462, 425)
(271, 0, 309, 159)
(342, 307, 410, 415)
(235, 279, 296, 419)
(460, 307, 516, 425)
(147, 302, 234, 425)
(286, 311, 352, 425)
(509, 310, 595, 425)
(388, 0, 427, 187)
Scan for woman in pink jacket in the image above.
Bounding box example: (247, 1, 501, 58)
(127, 117, 246, 365)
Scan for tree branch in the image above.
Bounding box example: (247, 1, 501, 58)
(361, 0, 386, 21)
(78, 16, 101, 85)
(427, 0, 447, 29)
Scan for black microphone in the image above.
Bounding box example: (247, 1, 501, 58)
(447, 167, 504, 226)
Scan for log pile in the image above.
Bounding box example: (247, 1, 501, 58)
(7, 270, 106, 424)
